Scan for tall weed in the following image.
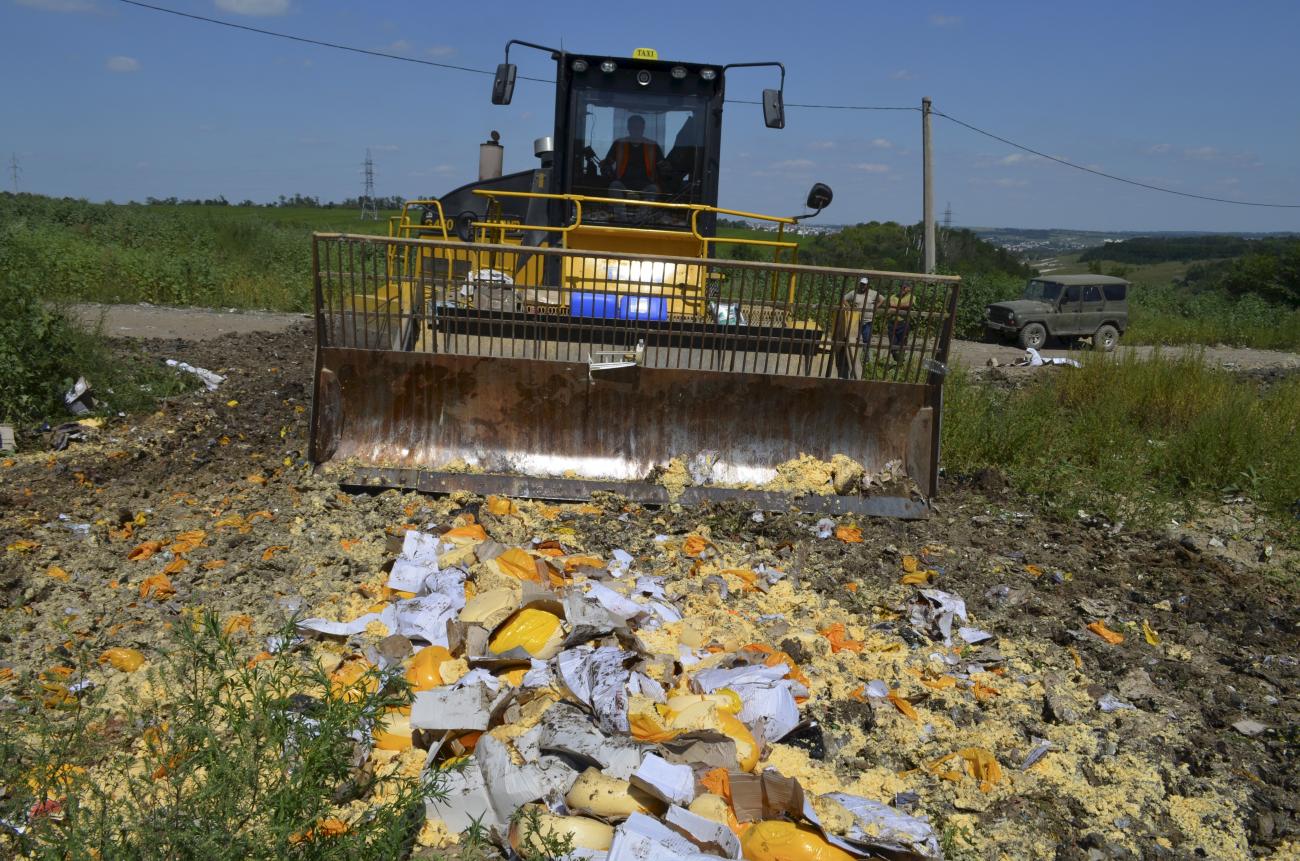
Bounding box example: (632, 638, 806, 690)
(942, 352, 1300, 529)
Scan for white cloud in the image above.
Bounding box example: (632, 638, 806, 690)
(1146, 143, 1172, 155)
(771, 158, 815, 170)
(385, 39, 412, 54)
(15, 0, 95, 11)
(426, 44, 456, 58)
(105, 55, 140, 73)
(214, 0, 290, 17)
(889, 69, 914, 80)
(1183, 146, 1219, 160)
(929, 13, 961, 27)
(852, 163, 891, 173)
(808, 140, 836, 150)
(870, 138, 893, 150)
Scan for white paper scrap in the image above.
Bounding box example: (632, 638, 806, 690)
(958, 626, 994, 644)
(824, 791, 942, 858)
(663, 805, 741, 859)
(631, 753, 695, 806)
(297, 604, 397, 638)
(607, 813, 720, 861)
(585, 582, 644, 620)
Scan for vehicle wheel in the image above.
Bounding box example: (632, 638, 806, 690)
(1017, 323, 1047, 350)
(1094, 324, 1119, 352)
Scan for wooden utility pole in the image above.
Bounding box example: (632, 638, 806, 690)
(922, 97, 935, 274)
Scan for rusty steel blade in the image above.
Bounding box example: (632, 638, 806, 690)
(311, 348, 935, 503)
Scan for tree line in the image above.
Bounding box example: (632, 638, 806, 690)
(139, 193, 406, 209)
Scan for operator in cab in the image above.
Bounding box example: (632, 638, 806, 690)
(604, 114, 663, 196)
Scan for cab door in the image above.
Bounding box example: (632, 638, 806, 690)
(1079, 284, 1106, 333)
(1055, 284, 1083, 335)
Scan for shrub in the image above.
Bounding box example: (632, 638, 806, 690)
(1, 611, 446, 860)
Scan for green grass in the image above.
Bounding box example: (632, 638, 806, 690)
(0, 611, 440, 860)
(942, 351, 1300, 532)
(1039, 251, 1202, 284)
(1, 273, 195, 426)
(1, 194, 397, 313)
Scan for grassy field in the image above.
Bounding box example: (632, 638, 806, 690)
(1037, 251, 1201, 284)
(942, 350, 1300, 531)
(0, 195, 396, 312)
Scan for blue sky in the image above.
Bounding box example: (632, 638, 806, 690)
(4, 0, 1299, 231)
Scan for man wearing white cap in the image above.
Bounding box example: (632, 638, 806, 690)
(833, 275, 879, 379)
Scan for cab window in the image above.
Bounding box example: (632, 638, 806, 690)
(1103, 283, 1127, 301)
(569, 84, 709, 228)
(1062, 285, 1081, 303)
(1082, 285, 1103, 302)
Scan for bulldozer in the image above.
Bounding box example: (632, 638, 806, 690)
(309, 40, 960, 517)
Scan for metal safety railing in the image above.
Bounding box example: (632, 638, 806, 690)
(312, 233, 960, 385)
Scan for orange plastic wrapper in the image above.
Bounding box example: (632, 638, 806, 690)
(170, 530, 206, 554)
(496, 547, 543, 583)
(722, 568, 760, 590)
(919, 674, 957, 691)
(223, 614, 253, 636)
(1086, 620, 1125, 645)
(901, 554, 919, 573)
(887, 691, 919, 721)
(128, 541, 164, 562)
(741, 821, 855, 861)
(683, 535, 710, 557)
(563, 555, 605, 573)
(139, 574, 176, 600)
(485, 495, 519, 516)
(928, 747, 1003, 792)
(972, 680, 1000, 702)
(160, 557, 188, 576)
(834, 525, 863, 543)
(99, 648, 146, 672)
(46, 566, 70, 582)
(899, 570, 934, 586)
(261, 545, 289, 561)
(818, 622, 863, 654)
(444, 523, 488, 542)
(290, 818, 348, 844)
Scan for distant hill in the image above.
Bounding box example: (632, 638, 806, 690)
(1079, 235, 1272, 264)
(799, 221, 1034, 279)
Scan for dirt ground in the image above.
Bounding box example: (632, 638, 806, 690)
(71, 302, 1300, 370)
(2, 322, 1298, 860)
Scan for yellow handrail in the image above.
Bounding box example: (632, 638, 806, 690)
(392, 199, 450, 240)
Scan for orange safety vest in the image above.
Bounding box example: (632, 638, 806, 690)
(614, 140, 659, 181)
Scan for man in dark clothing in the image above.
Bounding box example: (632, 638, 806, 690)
(604, 115, 663, 195)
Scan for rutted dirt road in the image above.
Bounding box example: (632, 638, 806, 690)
(72, 303, 1300, 371)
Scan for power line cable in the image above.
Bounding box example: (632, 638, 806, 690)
(112, 0, 553, 82)
(726, 99, 917, 111)
(933, 109, 1300, 209)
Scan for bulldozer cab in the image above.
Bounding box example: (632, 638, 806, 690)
(554, 51, 723, 232)
(309, 40, 960, 518)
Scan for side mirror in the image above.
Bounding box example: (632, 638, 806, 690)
(805, 182, 833, 211)
(762, 88, 785, 129)
(491, 63, 517, 105)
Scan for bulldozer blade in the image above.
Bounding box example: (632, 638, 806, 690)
(312, 348, 937, 515)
